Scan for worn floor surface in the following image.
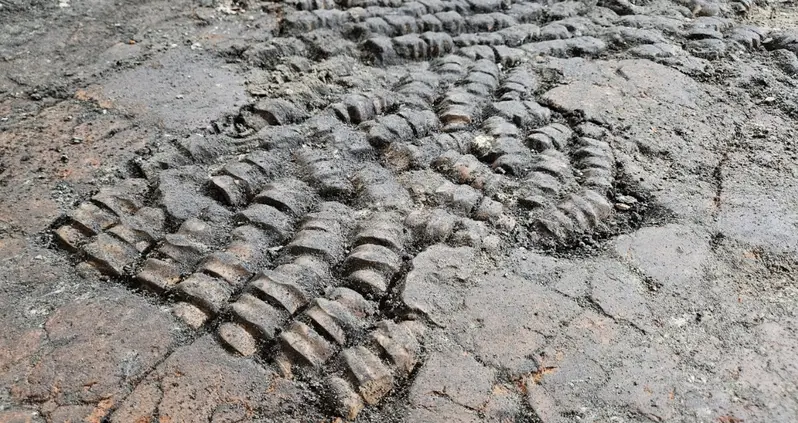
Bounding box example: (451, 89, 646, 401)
(1, 0, 797, 422)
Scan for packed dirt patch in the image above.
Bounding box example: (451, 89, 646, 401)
(1, 0, 797, 421)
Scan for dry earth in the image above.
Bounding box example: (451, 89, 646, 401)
(1, 0, 797, 422)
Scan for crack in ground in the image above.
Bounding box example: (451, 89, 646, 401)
(428, 389, 484, 413)
(711, 149, 730, 215)
(577, 295, 649, 336)
(12, 2, 797, 422)
(542, 272, 650, 335)
(711, 123, 742, 219)
(97, 324, 203, 421)
(611, 254, 663, 295)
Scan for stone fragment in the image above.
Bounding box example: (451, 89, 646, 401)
(249, 271, 309, 314)
(83, 233, 139, 276)
(231, 293, 287, 340)
(137, 258, 182, 292)
(279, 321, 335, 368)
(342, 346, 394, 405)
(173, 302, 210, 329)
(327, 377, 365, 420)
(175, 273, 232, 315)
(54, 225, 87, 252)
(69, 202, 118, 235)
(218, 322, 258, 356)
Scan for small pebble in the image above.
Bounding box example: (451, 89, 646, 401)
(615, 203, 631, 211)
(482, 235, 501, 253)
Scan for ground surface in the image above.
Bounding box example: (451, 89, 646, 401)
(1, 0, 797, 422)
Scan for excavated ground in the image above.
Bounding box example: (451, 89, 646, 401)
(1, 0, 797, 422)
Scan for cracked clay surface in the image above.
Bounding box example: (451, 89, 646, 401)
(1, 0, 797, 422)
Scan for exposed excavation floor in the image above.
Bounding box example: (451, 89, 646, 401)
(1, 0, 797, 422)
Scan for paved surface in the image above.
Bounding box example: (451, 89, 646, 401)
(1, 0, 797, 421)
